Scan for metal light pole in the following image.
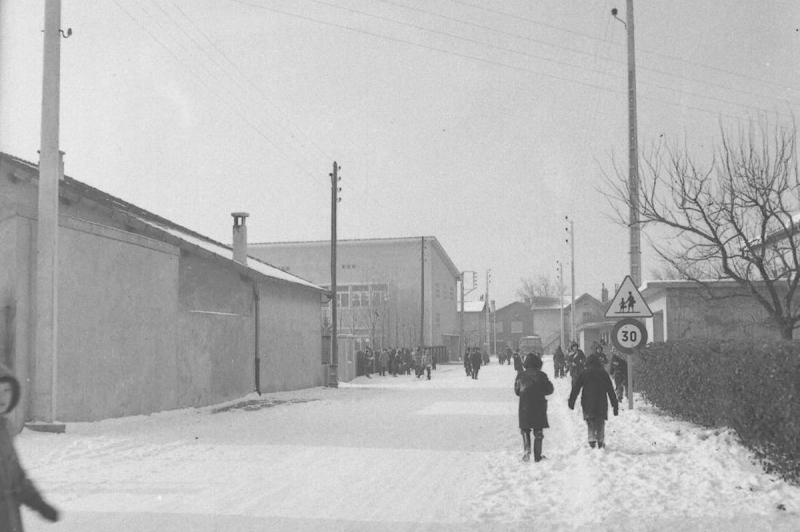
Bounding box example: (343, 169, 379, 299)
(557, 261, 565, 349)
(329, 162, 340, 388)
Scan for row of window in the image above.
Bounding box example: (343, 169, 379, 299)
(322, 283, 389, 308)
(434, 283, 456, 301)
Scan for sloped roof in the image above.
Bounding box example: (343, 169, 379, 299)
(1, 153, 323, 292)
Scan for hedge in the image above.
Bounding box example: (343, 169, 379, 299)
(635, 338, 800, 484)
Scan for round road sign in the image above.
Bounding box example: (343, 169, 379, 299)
(611, 318, 648, 353)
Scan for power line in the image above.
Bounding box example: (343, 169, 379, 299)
(218, 0, 773, 124)
(368, 0, 800, 109)
(442, 0, 800, 96)
(112, 0, 325, 186)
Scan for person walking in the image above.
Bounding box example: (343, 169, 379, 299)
(0, 363, 61, 530)
(568, 342, 586, 388)
(414, 347, 423, 378)
(553, 345, 566, 378)
(421, 349, 432, 380)
(470, 348, 483, 379)
(379, 349, 389, 376)
(568, 354, 619, 449)
(610, 349, 628, 402)
(514, 355, 554, 462)
(464, 348, 472, 377)
(364, 348, 374, 379)
(592, 342, 609, 370)
(512, 349, 523, 373)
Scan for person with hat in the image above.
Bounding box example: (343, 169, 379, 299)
(568, 354, 619, 449)
(0, 363, 60, 530)
(568, 342, 586, 387)
(514, 355, 554, 462)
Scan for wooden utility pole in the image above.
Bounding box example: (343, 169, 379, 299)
(419, 237, 425, 349)
(329, 162, 340, 388)
(33, 0, 65, 430)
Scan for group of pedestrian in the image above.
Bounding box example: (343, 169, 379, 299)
(358, 346, 435, 380)
(463, 347, 484, 379)
(514, 340, 627, 462)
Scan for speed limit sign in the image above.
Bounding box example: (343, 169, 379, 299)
(611, 318, 648, 353)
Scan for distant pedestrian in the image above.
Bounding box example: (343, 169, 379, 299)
(0, 363, 60, 530)
(553, 345, 566, 378)
(513, 350, 523, 372)
(593, 343, 608, 370)
(515, 355, 554, 462)
(470, 348, 483, 379)
(414, 348, 424, 378)
(610, 350, 628, 402)
(568, 342, 586, 387)
(422, 349, 432, 380)
(568, 354, 619, 449)
(464, 348, 472, 377)
(379, 349, 389, 376)
(364, 348, 374, 378)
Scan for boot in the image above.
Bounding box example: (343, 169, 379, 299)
(597, 442, 605, 449)
(589, 441, 596, 449)
(533, 437, 544, 462)
(522, 432, 531, 462)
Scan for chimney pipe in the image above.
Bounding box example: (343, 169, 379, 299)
(232, 212, 249, 265)
(601, 283, 609, 303)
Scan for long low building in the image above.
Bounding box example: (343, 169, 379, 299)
(0, 153, 327, 431)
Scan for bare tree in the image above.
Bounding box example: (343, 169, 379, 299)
(516, 274, 563, 302)
(603, 118, 800, 339)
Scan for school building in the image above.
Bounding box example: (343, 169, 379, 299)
(248, 237, 462, 361)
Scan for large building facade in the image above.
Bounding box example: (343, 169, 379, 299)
(249, 237, 462, 359)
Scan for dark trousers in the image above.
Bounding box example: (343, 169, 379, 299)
(472, 367, 480, 379)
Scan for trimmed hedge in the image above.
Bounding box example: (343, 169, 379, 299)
(636, 338, 800, 484)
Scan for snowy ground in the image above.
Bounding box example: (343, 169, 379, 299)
(15, 358, 800, 532)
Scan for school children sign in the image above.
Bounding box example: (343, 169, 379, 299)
(604, 276, 652, 319)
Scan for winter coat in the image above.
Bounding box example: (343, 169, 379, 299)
(513, 353, 523, 372)
(470, 350, 482, 369)
(610, 354, 628, 380)
(515, 368, 554, 430)
(0, 364, 52, 531)
(553, 347, 565, 365)
(421, 353, 432, 368)
(568, 356, 618, 420)
(569, 349, 586, 377)
(379, 351, 389, 367)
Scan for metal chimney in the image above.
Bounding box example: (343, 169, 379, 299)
(232, 212, 249, 265)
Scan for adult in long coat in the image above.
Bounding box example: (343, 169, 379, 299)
(514, 356, 554, 462)
(568, 354, 619, 449)
(0, 363, 60, 530)
(469, 349, 483, 379)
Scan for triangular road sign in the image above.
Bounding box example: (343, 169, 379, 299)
(605, 275, 653, 318)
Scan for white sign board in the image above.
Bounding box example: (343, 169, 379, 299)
(605, 275, 653, 318)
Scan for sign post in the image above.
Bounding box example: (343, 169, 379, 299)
(605, 276, 651, 409)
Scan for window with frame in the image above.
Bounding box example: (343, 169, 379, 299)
(350, 285, 369, 308)
(337, 286, 349, 308)
(370, 283, 388, 307)
(511, 321, 523, 333)
(435, 313, 441, 328)
(435, 283, 441, 299)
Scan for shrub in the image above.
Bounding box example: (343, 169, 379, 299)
(636, 338, 800, 484)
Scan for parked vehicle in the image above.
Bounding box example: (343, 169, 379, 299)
(519, 335, 543, 356)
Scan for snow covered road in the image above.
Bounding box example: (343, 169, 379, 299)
(16, 359, 800, 531)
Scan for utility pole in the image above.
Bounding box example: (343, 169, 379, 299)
(485, 270, 491, 356)
(32, 0, 68, 431)
(459, 274, 465, 359)
(614, 2, 641, 409)
(491, 300, 497, 357)
(566, 217, 576, 344)
(329, 162, 340, 388)
(557, 261, 565, 349)
(420, 237, 425, 349)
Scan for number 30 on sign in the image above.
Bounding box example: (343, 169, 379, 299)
(611, 318, 648, 353)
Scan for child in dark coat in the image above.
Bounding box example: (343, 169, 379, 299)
(568, 354, 619, 449)
(514, 355, 554, 462)
(0, 363, 60, 530)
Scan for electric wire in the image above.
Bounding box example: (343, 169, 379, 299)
(218, 0, 770, 124)
(115, 0, 325, 187)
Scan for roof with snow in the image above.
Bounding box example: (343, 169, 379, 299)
(460, 300, 488, 313)
(1, 153, 324, 292)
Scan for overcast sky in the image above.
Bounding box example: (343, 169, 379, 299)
(1, 0, 798, 307)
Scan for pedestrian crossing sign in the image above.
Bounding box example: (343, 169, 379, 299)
(604, 275, 652, 318)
